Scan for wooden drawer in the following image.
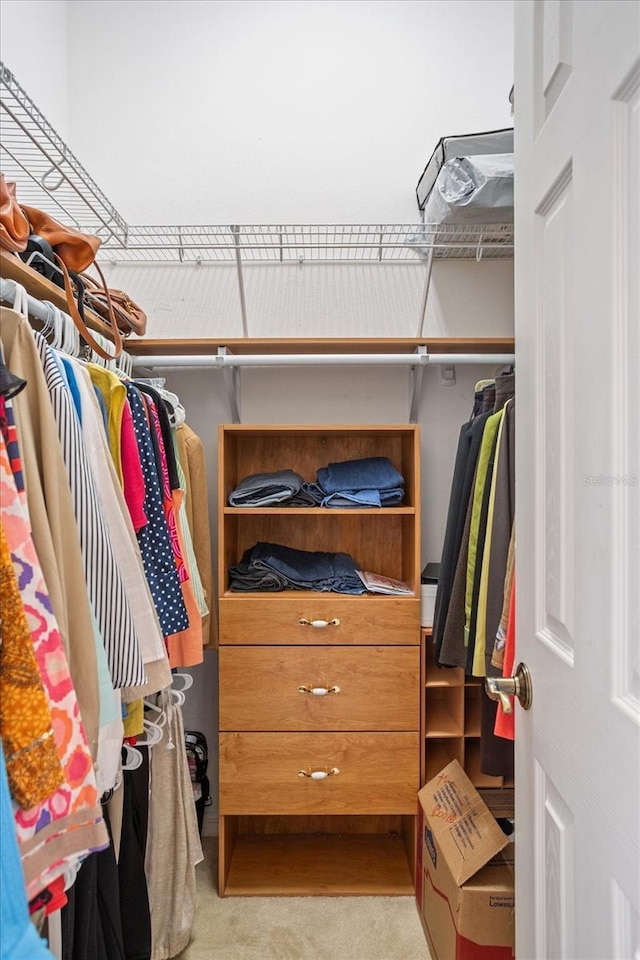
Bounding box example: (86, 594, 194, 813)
(219, 595, 420, 645)
(219, 732, 419, 815)
(219, 646, 420, 731)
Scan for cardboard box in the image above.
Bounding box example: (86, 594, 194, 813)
(416, 760, 515, 960)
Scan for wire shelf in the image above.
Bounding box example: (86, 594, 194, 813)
(0, 62, 128, 243)
(99, 222, 514, 264)
(0, 61, 513, 265)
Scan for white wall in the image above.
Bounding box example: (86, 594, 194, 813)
(62, 0, 513, 224)
(1, 0, 513, 223)
(0, 0, 69, 138)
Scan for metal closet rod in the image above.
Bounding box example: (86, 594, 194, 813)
(133, 352, 515, 369)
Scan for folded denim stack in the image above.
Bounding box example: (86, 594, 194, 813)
(228, 469, 305, 506)
(303, 456, 405, 508)
(228, 541, 366, 594)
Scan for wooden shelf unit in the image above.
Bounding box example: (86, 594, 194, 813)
(421, 629, 505, 788)
(217, 424, 422, 896)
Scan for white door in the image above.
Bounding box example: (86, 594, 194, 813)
(514, 2, 640, 958)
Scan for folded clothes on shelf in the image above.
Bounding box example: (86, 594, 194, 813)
(228, 541, 366, 594)
(228, 457, 405, 509)
(306, 456, 405, 508)
(227, 469, 305, 506)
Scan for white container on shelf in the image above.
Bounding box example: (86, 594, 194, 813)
(420, 562, 440, 628)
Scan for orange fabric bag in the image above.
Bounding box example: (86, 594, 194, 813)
(20, 204, 101, 273)
(0, 174, 30, 253)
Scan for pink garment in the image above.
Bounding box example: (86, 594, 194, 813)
(0, 434, 108, 900)
(121, 399, 147, 533)
(494, 580, 515, 741)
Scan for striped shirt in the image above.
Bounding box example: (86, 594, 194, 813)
(35, 334, 146, 689)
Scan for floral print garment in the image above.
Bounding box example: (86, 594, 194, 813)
(0, 432, 108, 901)
(0, 521, 64, 809)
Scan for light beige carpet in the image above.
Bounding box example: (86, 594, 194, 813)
(175, 838, 431, 960)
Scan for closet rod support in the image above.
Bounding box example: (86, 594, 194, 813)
(218, 346, 241, 423)
(232, 225, 249, 338)
(416, 245, 435, 339)
(409, 345, 427, 424)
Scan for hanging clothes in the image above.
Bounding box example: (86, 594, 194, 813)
(433, 371, 516, 779)
(60, 804, 127, 960)
(0, 522, 63, 810)
(175, 423, 214, 646)
(125, 384, 190, 638)
(1, 288, 204, 960)
(491, 531, 515, 676)
(144, 698, 202, 960)
(172, 433, 208, 623)
(462, 408, 503, 667)
(494, 578, 516, 742)
(475, 399, 515, 673)
(433, 396, 495, 666)
(1, 308, 101, 758)
(35, 334, 146, 691)
(471, 406, 509, 675)
(117, 754, 152, 960)
(66, 360, 171, 701)
(86, 364, 127, 483)
(0, 748, 55, 960)
(0, 430, 108, 902)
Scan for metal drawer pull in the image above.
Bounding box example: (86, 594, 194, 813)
(298, 768, 340, 780)
(298, 618, 341, 628)
(298, 685, 341, 696)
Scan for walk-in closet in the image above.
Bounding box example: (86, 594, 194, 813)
(1, 3, 638, 960)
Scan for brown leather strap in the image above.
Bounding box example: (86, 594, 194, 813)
(57, 254, 123, 360)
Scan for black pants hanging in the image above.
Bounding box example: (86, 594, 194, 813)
(61, 805, 126, 960)
(118, 749, 152, 960)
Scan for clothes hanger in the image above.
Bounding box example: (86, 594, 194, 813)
(63, 306, 81, 357)
(39, 302, 56, 342)
(121, 742, 143, 771)
(50, 303, 65, 352)
(143, 696, 168, 727)
(1, 279, 30, 320)
(166, 671, 194, 707)
(115, 348, 133, 379)
(143, 687, 177, 749)
(50, 302, 79, 357)
(135, 717, 164, 748)
(134, 378, 186, 425)
(171, 672, 194, 694)
(159, 388, 186, 427)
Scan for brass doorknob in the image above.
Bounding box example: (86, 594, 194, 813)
(485, 662, 532, 714)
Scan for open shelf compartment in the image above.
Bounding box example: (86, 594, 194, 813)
(219, 814, 415, 897)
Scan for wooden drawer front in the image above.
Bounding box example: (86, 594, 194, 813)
(219, 646, 420, 732)
(219, 595, 420, 645)
(219, 732, 419, 815)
